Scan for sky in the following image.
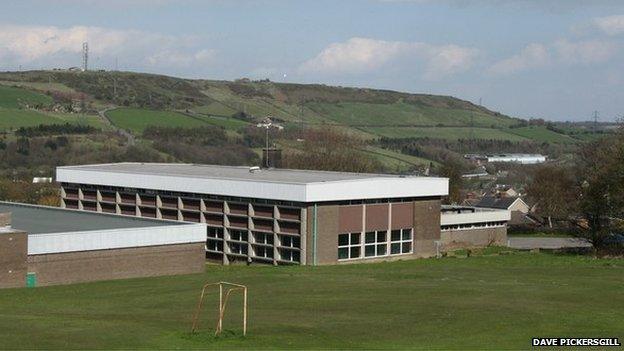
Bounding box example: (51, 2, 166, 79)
(1, 0, 623, 122)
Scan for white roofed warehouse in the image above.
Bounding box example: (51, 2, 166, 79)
(56, 163, 449, 265)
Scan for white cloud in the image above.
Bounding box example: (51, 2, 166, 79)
(146, 49, 216, 67)
(0, 24, 215, 69)
(592, 15, 624, 35)
(300, 37, 479, 80)
(488, 43, 550, 75)
(488, 39, 617, 76)
(554, 39, 616, 64)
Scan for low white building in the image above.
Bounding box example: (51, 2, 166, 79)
(486, 154, 546, 164)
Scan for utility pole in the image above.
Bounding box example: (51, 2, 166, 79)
(299, 96, 305, 140)
(82, 42, 89, 72)
(593, 110, 599, 134)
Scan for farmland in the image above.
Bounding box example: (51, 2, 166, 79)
(0, 251, 621, 350)
(106, 108, 209, 133)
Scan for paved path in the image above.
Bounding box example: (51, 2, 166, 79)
(508, 237, 592, 250)
(98, 107, 135, 146)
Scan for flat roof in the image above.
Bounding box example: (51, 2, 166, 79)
(57, 163, 449, 202)
(0, 201, 183, 234)
(59, 163, 416, 184)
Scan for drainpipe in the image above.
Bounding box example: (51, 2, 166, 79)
(312, 204, 318, 266)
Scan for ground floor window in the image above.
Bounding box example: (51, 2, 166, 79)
(338, 228, 413, 260)
(364, 231, 387, 257)
(338, 233, 361, 259)
(390, 228, 412, 255)
(254, 245, 273, 258)
(279, 248, 300, 262)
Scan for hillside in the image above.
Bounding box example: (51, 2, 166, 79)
(0, 70, 517, 129)
(0, 70, 589, 174)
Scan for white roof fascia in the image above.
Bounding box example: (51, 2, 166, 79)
(57, 168, 448, 202)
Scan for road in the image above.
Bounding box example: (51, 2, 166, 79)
(97, 107, 135, 146)
(508, 237, 592, 250)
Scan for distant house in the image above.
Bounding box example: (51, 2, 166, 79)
(494, 185, 519, 198)
(475, 196, 530, 225)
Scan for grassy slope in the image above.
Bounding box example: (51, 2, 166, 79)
(0, 85, 107, 130)
(0, 85, 53, 108)
(506, 126, 577, 144)
(0, 72, 581, 145)
(0, 253, 621, 350)
(363, 126, 530, 141)
(106, 108, 210, 133)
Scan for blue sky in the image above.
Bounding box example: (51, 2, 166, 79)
(1, 0, 623, 121)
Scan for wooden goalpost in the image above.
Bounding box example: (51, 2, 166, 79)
(191, 281, 248, 336)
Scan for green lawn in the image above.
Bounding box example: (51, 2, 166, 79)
(0, 252, 622, 350)
(106, 108, 209, 133)
(0, 85, 53, 108)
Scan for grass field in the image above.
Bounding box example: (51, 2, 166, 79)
(0, 85, 53, 109)
(506, 126, 577, 144)
(308, 102, 515, 128)
(0, 108, 62, 130)
(106, 108, 210, 133)
(362, 126, 530, 141)
(0, 252, 622, 350)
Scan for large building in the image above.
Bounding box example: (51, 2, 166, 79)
(56, 163, 449, 265)
(0, 202, 205, 288)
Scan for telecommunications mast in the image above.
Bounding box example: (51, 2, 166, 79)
(82, 42, 89, 71)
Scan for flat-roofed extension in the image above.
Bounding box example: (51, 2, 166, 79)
(0, 202, 185, 235)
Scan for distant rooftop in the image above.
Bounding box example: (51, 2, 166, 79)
(57, 163, 449, 202)
(0, 202, 183, 234)
(58, 162, 415, 184)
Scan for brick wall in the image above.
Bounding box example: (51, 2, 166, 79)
(27, 243, 205, 287)
(0, 231, 28, 289)
(309, 198, 442, 265)
(440, 227, 507, 251)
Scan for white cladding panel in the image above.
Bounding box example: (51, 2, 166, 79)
(441, 210, 510, 226)
(57, 168, 448, 202)
(27, 223, 206, 255)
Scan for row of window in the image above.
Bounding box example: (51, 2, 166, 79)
(338, 228, 413, 260)
(441, 221, 507, 231)
(63, 184, 305, 208)
(207, 228, 299, 248)
(206, 240, 299, 262)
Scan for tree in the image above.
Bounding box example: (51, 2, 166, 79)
(575, 127, 624, 249)
(439, 157, 465, 205)
(526, 165, 577, 228)
(282, 128, 383, 173)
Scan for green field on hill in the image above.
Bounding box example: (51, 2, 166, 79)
(506, 126, 578, 143)
(307, 101, 515, 128)
(0, 252, 621, 350)
(362, 126, 529, 141)
(0, 108, 62, 130)
(0, 85, 53, 109)
(106, 108, 210, 133)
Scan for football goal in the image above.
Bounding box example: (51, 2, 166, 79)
(191, 281, 248, 336)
